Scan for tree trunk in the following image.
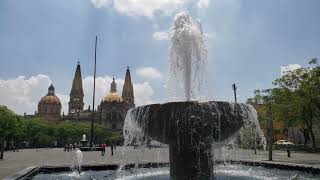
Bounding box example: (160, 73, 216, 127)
(0, 138, 4, 160)
(309, 127, 316, 149)
(291, 127, 296, 144)
(306, 103, 316, 149)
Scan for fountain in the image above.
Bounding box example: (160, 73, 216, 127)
(124, 102, 256, 179)
(123, 12, 264, 179)
(80, 134, 88, 147)
(8, 12, 320, 180)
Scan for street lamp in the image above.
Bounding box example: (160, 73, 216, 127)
(90, 36, 98, 147)
(232, 83, 237, 104)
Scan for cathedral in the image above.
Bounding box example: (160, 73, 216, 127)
(32, 62, 135, 131)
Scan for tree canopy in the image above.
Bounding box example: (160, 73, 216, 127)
(248, 58, 320, 149)
(0, 105, 123, 149)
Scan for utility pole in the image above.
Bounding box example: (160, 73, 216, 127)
(268, 105, 273, 161)
(232, 83, 237, 104)
(90, 36, 97, 147)
(254, 130, 257, 155)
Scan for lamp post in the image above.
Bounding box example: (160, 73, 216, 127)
(268, 105, 273, 161)
(232, 83, 237, 104)
(90, 36, 97, 147)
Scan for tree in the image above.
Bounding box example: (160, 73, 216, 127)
(249, 58, 320, 150)
(273, 59, 319, 149)
(0, 106, 20, 159)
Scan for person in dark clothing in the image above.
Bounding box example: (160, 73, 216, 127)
(101, 143, 106, 156)
(67, 144, 70, 152)
(110, 143, 114, 156)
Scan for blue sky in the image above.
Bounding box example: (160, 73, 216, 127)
(1, 0, 320, 114)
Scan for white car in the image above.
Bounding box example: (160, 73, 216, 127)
(275, 140, 293, 145)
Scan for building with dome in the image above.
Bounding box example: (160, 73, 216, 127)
(26, 62, 135, 131)
(36, 84, 62, 121)
(98, 75, 134, 130)
(65, 62, 135, 130)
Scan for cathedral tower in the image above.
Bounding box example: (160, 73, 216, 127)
(122, 67, 135, 108)
(68, 62, 84, 115)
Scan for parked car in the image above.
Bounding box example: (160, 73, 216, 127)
(274, 140, 293, 145)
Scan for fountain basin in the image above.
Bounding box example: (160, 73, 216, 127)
(9, 161, 320, 179)
(125, 101, 249, 144)
(124, 101, 258, 179)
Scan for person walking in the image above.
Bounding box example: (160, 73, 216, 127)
(101, 143, 106, 156)
(110, 143, 114, 156)
(67, 144, 70, 152)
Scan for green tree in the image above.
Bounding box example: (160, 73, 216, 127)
(0, 106, 20, 159)
(249, 58, 320, 149)
(273, 59, 319, 149)
(23, 118, 53, 148)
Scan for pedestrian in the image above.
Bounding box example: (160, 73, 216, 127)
(67, 144, 70, 152)
(101, 143, 106, 156)
(110, 143, 114, 156)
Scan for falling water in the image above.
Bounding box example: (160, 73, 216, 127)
(168, 12, 208, 101)
(72, 149, 83, 173)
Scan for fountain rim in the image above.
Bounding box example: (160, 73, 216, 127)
(8, 160, 320, 179)
(130, 100, 248, 109)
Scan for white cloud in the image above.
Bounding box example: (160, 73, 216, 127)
(133, 82, 154, 105)
(56, 93, 69, 114)
(0, 74, 52, 115)
(197, 0, 210, 8)
(90, 0, 112, 8)
(152, 31, 169, 40)
(136, 67, 163, 80)
(114, 0, 187, 17)
(0, 74, 155, 115)
(280, 64, 301, 76)
(90, 0, 192, 18)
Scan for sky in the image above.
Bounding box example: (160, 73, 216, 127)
(0, 0, 320, 115)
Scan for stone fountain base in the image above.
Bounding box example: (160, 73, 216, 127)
(124, 101, 255, 179)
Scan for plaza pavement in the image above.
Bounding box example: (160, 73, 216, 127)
(1, 147, 320, 179)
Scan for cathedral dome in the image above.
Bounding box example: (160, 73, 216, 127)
(103, 77, 123, 102)
(39, 95, 61, 105)
(104, 92, 123, 102)
(38, 84, 61, 116)
(39, 84, 61, 105)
